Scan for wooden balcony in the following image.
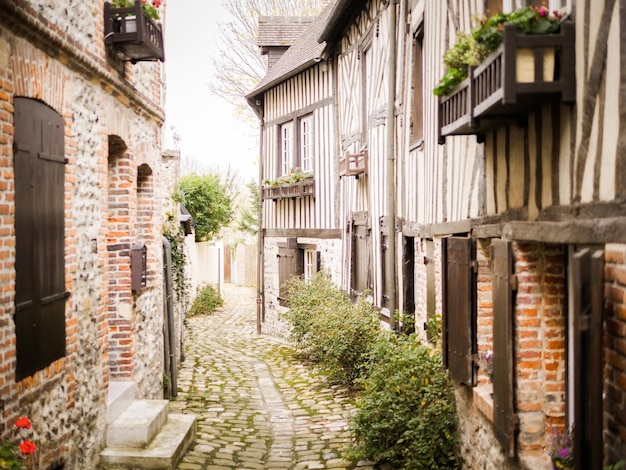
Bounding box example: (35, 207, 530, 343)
(339, 150, 368, 177)
(438, 22, 574, 143)
(262, 178, 315, 200)
(104, 1, 165, 63)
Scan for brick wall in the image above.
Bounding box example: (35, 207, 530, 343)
(604, 243, 626, 462)
(0, 1, 167, 467)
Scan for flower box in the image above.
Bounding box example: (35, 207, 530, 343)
(104, 1, 165, 63)
(438, 22, 574, 143)
(339, 150, 368, 177)
(262, 178, 315, 200)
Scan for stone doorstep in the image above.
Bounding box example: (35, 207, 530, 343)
(107, 382, 137, 424)
(106, 400, 170, 448)
(100, 413, 197, 470)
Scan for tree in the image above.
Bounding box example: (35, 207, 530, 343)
(211, 0, 325, 123)
(176, 173, 234, 242)
(236, 181, 259, 236)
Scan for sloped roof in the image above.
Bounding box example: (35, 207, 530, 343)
(318, 0, 363, 45)
(247, 2, 336, 100)
(257, 16, 315, 51)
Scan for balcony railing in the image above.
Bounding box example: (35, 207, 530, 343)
(438, 22, 574, 143)
(104, 1, 165, 63)
(262, 178, 315, 200)
(339, 150, 368, 177)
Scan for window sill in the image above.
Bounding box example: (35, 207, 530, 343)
(473, 383, 494, 423)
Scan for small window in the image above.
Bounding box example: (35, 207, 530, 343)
(280, 121, 294, 176)
(410, 27, 424, 145)
(303, 248, 319, 282)
(299, 114, 314, 172)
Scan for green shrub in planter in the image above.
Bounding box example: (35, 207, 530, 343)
(348, 334, 460, 469)
(284, 272, 381, 385)
(188, 284, 223, 317)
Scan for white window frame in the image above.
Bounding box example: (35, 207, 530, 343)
(299, 114, 314, 172)
(303, 248, 317, 282)
(280, 121, 294, 176)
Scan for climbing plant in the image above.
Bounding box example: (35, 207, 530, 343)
(163, 215, 190, 309)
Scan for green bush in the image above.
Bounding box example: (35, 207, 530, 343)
(188, 284, 223, 317)
(348, 334, 460, 469)
(284, 272, 380, 385)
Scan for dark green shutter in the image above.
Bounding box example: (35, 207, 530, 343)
(443, 236, 476, 385)
(277, 238, 303, 307)
(14, 98, 67, 380)
(572, 248, 603, 470)
(491, 239, 516, 457)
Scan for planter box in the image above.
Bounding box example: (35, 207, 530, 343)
(438, 22, 574, 143)
(263, 179, 315, 200)
(104, 1, 164, 63)
(339, 150, 368, 177)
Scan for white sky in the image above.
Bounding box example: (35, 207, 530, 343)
(162, 1, 259, 183)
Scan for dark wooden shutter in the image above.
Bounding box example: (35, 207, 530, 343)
(380, 216, 393, 309)
(443, 236, 476, 385)
(14, 98, 67, 380)
(402, 236, 415, 334)
(491, 239, 516, 457)
(351, 213, 371, 294)
(572, 248, 604, 470)
(277, 238, 303, 307)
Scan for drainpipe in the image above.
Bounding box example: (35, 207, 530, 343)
(162, 236, 178, 397)
(386, 0, 398, 331)
(256, 115, 265, 335)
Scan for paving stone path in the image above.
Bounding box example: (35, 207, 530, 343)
(171, 283, 374, 470)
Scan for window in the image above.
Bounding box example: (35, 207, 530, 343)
(14, 98, 67, 380)
(280, 121, 294, 176)
(299, 114, 314, 172)
(410, 27, 424, 145)
(278, 115, 315, 177)
(360, 37, 372, 144)
(277, 239, 320, 306)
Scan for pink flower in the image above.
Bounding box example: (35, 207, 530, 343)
(538, 6, 548, 16)
(19, 439, 37, 455)
(14, 416, 31, 430)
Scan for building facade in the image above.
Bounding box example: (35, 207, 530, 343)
(0, 0, 176, 467)
(250, 0, 626, 467)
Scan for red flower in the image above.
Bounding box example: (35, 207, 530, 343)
(19, 439, 37, 455)
(153, 0, 162, 7)
(14, 416, 31, 430)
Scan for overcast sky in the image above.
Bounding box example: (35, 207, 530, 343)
(163, 1, 259, 183)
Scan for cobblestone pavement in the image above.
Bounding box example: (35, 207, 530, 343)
(171, 284, 374, 470)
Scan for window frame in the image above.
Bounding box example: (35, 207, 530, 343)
(409, 25, 424, 147)
(298, 114, 314, 173)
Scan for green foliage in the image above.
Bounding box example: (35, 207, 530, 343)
(347, 334, 460, 469)
(434, 6, 564, 96)
(263, 167, 312, 187)
(605, 461, 625, 470)
(176, 173, 234, 242)
(0, 442, 26, 470)
(237, 181, 259, 236)
(426, 312, 442, 347)
(111, 0, 161, 20)
(163, 220, 190, 308)
(188, 284, 224, 317)
(284, 273, 381, 385)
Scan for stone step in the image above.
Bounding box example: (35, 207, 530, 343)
(100, 413, 196, 469)
(106, 399, 169, 448)
(106, 382, 136, 425)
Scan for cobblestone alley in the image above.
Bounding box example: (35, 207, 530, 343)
(171, 284, 373, 470)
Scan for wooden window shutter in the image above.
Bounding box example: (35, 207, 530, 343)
(14, 98, 68, 380)
(277, 238, 303, 307)
(380, 216, 393, 309)
(443, 236, 476, 385)
(572, 248, 604, 470)
(491, 239, 516, 457)
(351, 213, 371, 294)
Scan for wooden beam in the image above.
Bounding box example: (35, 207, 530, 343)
(264, 228, 342, 239)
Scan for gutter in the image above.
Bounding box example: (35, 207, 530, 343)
(256, 115, 265, 335)
(386, 0, 398, 330)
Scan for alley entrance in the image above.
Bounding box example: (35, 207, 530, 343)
(171, 284, 372, 470)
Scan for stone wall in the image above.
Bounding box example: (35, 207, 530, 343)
(0, 0, 167, 467)
(261, 237, 342, 339)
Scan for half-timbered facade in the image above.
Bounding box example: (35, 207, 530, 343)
(252, 0, 626, 467)
(247, 6, 342, 337)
